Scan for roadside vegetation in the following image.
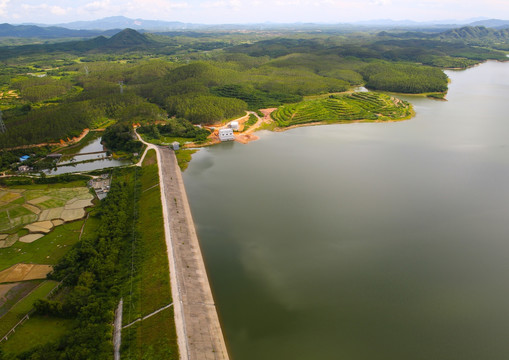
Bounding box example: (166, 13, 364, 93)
(137, 118, 210, 146)
(121, 149, 178, 360)
(242, 114, 258, 132)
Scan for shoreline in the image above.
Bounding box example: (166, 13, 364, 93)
(158, 146, 230, 360)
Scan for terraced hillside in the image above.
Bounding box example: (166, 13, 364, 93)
(271, 92, 413, 127)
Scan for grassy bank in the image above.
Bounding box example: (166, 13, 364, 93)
(175, 149, 197, 171)
(121, 149, 178, 360)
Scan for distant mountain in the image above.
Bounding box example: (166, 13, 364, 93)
(354, 19, 421, 26)
(438, 26, 509, 42)
(0, 23, 118, 38)
(0, 29, 159, 60)
(467, 19, 509, 29)
(56, 16, 196, 31)
(37, 16, 488, 32)
(352, 18, 483, 28)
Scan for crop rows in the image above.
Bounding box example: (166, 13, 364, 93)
(271, 92, 410, 127)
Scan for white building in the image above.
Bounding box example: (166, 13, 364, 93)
(172, 141, 180, 150)
(229, 121, 239, 131)
(218, 128, 235, 142)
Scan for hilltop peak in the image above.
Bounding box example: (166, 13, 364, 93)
(106, 28, 152, 47)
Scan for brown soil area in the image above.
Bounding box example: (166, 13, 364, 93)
(19, 234, 45, 243)
(234, 133, 260, 144)
(60, 208, 86, 222)
(25, 221, 54, 234)
(0, 283, 17, 300)
(0, 264, 53, 283)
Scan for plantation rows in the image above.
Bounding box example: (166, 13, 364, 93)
(271, 92, 411, 127)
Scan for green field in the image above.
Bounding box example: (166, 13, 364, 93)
(0, 281, 43, 318)
(271, 92, 413, 127)
(0, 280, 58, 338)
(0, 316, 74, 354)
(0, 220, 84, 271)
(121, 149, 178, 360)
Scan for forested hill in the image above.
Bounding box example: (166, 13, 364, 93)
(102, 28, 153, 48)
(437, 26, 509, 42)
(0, 27, 507, 149)
(0, 29, 154, 59)
(377, 26, 509, 49)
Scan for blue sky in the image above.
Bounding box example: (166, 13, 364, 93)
(0, 0, 507, 24)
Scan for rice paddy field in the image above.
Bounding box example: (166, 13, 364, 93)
(0, 185, 94, 249)
(0, 182, 98, 351)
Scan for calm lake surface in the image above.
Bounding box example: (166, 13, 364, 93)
(183, 61, 509, 360)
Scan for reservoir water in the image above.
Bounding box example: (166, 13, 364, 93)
(183, 61, 509, 359)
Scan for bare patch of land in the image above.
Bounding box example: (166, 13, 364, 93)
(0, 264, 53, 283)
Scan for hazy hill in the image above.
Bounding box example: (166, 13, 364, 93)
(56, 16, 194, 31)
(468, 19, 509, 29)
(0, 23, 118, 38)
(0, 29, 156, 60)
(438, 26, 509, 42)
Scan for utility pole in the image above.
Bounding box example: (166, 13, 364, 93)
(84, 66, 89, 76)
(119, 81, 124, 94)
(0, 110, 6, 133)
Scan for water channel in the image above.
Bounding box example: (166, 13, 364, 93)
(183, 61, 509, 359)
(43, 135, 130, 175)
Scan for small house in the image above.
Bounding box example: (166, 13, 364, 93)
(229, 121, 239, 131)
(172, 142, 180, 150)
(218, 128, 234, 142)
(18, 165, 30, 173)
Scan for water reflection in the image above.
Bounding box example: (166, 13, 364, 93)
(184, 61, 509, 360)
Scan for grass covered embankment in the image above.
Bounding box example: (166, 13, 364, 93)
(121, 149, 178, 360)
(271, 92, 413, 128)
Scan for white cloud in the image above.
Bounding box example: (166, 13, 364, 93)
(371, 0, 392, 5)
(50, 5, 68, 15)
(0, 0, 10, 16)
(83, 0, 113, 13)
(200, 0, 241, 9)
(21, 3, 70, 16)
(126, 0, 189, 13)
(201, 1, 227, 8)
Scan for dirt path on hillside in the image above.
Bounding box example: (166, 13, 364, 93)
(3, 128, 90, 151)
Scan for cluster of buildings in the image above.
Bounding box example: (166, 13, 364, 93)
(218, 121, 239, 142)
(88, 174, 111, 200)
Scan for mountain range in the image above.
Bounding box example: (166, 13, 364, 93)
(0, 23, 119, 39)
(7, 16, 507, 36)
(0, 16, 506, 42)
